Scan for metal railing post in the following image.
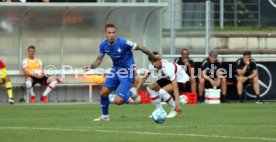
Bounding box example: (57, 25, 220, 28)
(170, 0, 175, 54)
(220, 0, 224, 29)
(205, 0, 211, 55)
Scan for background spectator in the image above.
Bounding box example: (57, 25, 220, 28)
(236, 51, 261, 103)
(198, 50, 227, 103)
(174, 48, 197, 93)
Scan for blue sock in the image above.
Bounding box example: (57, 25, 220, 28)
(100, 96, 110, 115)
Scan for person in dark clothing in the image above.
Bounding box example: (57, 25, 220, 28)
(236, 51, 261, 103)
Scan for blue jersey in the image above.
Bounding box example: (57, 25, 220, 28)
(99, 37, 137, 69)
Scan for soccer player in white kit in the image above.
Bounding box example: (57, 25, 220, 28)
(136, 52, 189, 118)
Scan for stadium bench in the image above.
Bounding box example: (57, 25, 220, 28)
(6, 70, 102, 104)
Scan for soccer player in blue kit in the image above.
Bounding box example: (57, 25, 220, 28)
(84, 24, 157, 121)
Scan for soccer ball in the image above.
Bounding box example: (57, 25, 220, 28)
(32, 69, 42, 75)
(152, 109, 167, 123)
(179, 95, 188, 104)
(8, 98, 14, 104)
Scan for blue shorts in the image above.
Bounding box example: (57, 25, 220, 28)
(103, 68, 135, 101)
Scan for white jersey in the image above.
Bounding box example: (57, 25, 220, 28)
(147, 59, 189, 83)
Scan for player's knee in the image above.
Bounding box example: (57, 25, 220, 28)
(237, 76, 242, 82)
(4, 77, 10, 82)
(53, 78, 62, 83)
(190, 77, 196, 83)
(201, 78, 206, 83)
(221, 77, 227, 83)
(114, 96, 124, 105)
(147, 86, 155, 94)
(159, 88, 167, 95)
(26, 81, 32, 87)
(237, 82, 242, 88)
(199, 78, 205, 84)
(100, 92, 109, 98)
(114, 100, 123, 105)
(159, 88, 168, 99)
(253, 76, 258, 82)
(147, 86, 159, 99)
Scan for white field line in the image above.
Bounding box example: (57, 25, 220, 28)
(0, 126, 89, 132)
(0, 102, 98, 106)
(155, 125, 276, 128)
(76, 125, 276, 129)
(95, 130, 276, 141)
(1, 126, 276, 141)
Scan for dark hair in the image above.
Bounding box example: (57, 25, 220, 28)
(148, 51, 160, 61)
(152, 51, 160, 55)
(209, 50, 217, 56)
(105, 23, 116, 31)
(28, 45, 35, 51)
(181, 48, 189, 54)
(243, 51, 251, 56)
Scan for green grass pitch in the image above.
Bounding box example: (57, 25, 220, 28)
(0, 103, 276, 142)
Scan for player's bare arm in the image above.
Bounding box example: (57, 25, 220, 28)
(202, 70, 215, 85)
(237, 65, 248, 76)
(136, 72, 150, 91)
(22, 67, 43, 79)
(91, 54, 105, 68)
(135, 44, 157, 61)
(185, 61, 192, 75)
(247, 69, 257, 79)
(84, 54, 105, 71)
(171, 79, 181, 114)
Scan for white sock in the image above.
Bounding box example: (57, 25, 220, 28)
(43, 80, 57, 96)
(26, 81, 35, 96)
(108, 94, 115, 103)
(130, 87, 137, 97)
(147, 87, 162, 109)
(102, 115, 109, 119)
(159, 88, 176, 111)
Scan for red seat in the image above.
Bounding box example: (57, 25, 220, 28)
(184, 92, 198, 104)
(138, 91, 152, 104)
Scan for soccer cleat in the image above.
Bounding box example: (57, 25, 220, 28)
(166, 110, 177, 118)
(8, 98, 14, 104)
(30, 96, 36, 104)
(130, 87, 137, 96)
(130, 87, 140, 104)
(256, 100, 264, 104)
(132, 96, 140, 104)
(41, 96, 48, 103)
(198, 101, 206, 104)
(148, 115, 153, 118)
(93, 116, 110, 122)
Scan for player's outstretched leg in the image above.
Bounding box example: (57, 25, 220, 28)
(114, 79, 135, 105)
(93, 86, 112, 122)
(147, 86, 162, 110)
(159, 88, 177, 118)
